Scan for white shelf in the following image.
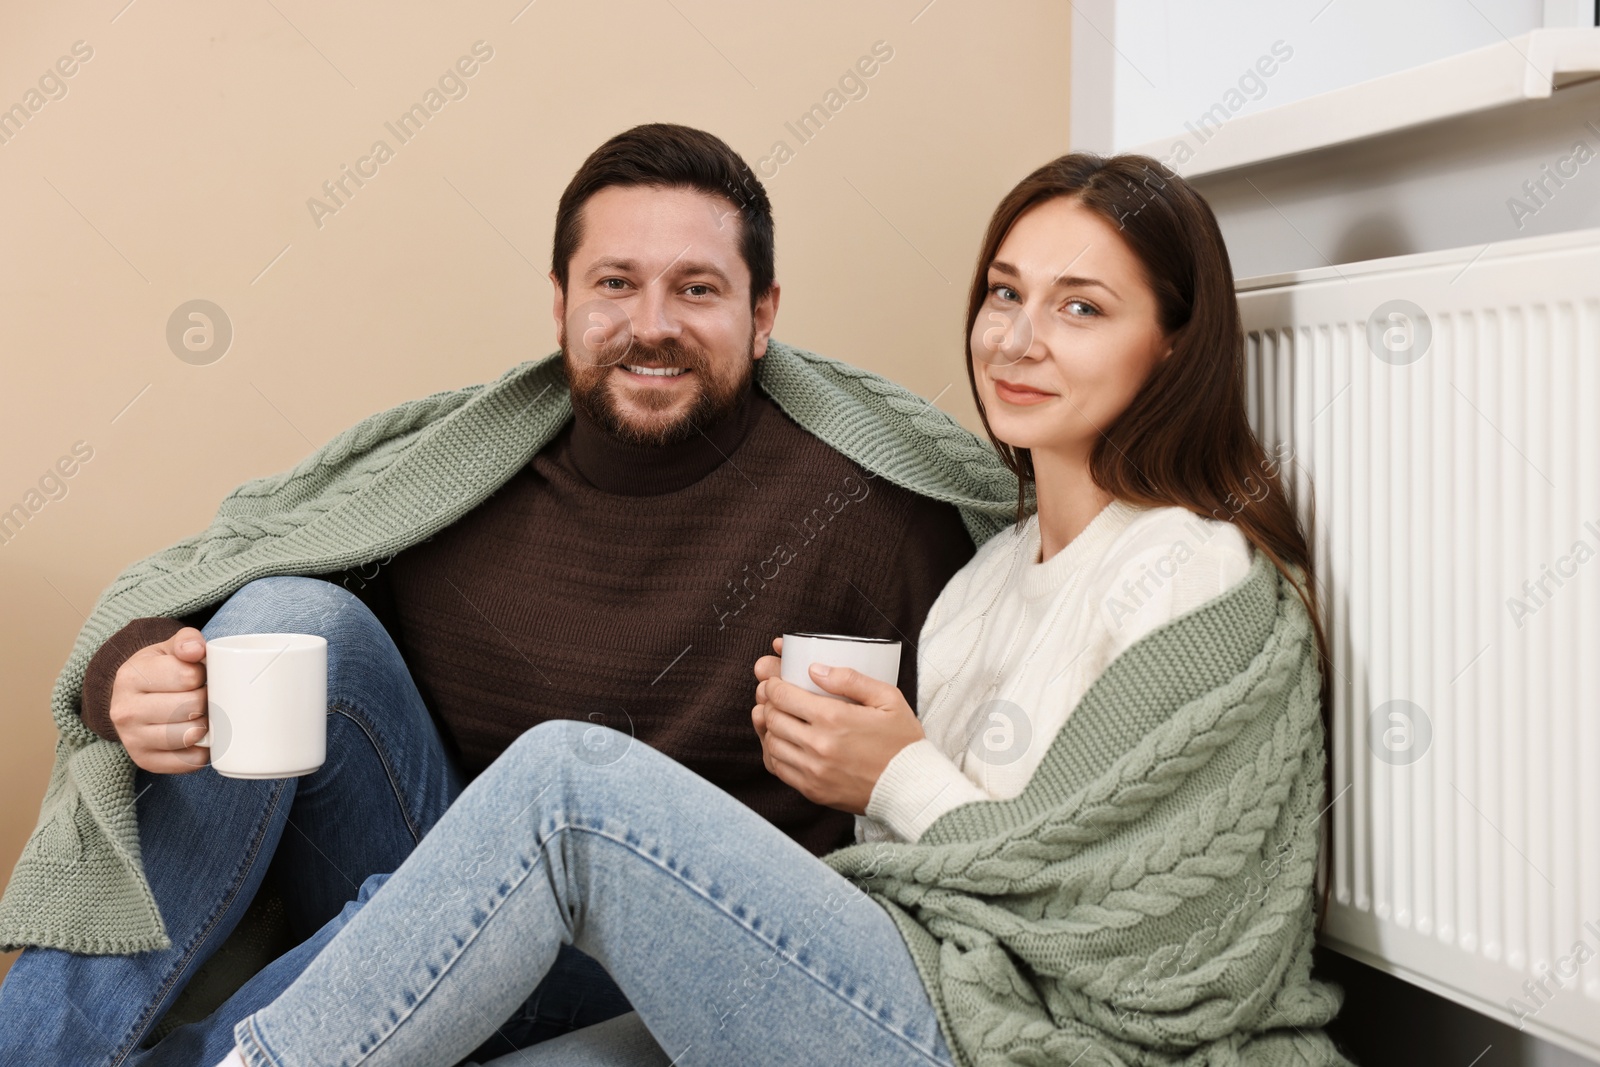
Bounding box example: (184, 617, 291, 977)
(1232, 221, 1600, 292)
(1128, 28, 1600, 179)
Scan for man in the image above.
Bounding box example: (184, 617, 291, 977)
(0, 123, 1014, 1064)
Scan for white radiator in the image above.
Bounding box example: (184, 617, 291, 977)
(1236, 226, 1600, 1061)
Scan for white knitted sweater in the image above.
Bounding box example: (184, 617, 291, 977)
(859, 498, 1253, 843)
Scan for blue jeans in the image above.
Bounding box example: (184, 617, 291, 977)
(231, 719, 956, 1067)
(0, 577, 629, 1066)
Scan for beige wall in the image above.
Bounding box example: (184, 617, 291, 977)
(0, 1, 1069, 977)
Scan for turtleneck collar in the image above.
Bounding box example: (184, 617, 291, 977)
(565, 378, 761, 496)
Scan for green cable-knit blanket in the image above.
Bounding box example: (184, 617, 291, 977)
(824, 551, 1348, 1066)
(0, 341, 1019, 955)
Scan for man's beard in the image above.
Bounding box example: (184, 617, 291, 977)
(561, 334, 756, 449)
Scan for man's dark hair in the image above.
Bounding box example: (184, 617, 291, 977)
(552, 123, 775, 306)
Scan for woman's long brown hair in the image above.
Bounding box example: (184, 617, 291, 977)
(963, 152, 1335, 921)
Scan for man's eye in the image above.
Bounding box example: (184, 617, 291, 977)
(685, 284, 713, 297)
(601, 278, 628, 290)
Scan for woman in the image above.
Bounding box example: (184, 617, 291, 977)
(214, 153, 1347, 1067)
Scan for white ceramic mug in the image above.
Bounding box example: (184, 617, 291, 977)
(779, 632, 902, 699)
(196, 633, 328, 779)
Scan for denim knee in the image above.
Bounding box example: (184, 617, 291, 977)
(503, 720, 639, 783)
(204, 575, 381, 644)
(518, 718, 615, 754)
(506, 718, 583, 763)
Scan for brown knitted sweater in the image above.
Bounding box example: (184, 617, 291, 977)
(80, 382, 974, 855)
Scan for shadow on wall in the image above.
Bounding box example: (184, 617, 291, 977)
(1329, 213, 1417, 268)
(1316, 947, 1599, 1067)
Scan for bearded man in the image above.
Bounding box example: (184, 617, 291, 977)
(0, 123, 1012, 1066)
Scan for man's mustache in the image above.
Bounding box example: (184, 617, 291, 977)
(604, 339, 708, 372)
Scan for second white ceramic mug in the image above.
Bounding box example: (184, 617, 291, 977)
(196, 632, 328, 779)
(779, 632, 902, 699)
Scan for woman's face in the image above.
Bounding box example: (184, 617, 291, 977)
(969, 196, 1170, 460)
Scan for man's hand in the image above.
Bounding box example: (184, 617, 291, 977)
(751, 637, 923, 814)
(107, 627, 212, 774)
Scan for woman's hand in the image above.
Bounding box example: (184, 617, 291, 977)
(751, 637, 924, 815)
(752, 637, 783, 748)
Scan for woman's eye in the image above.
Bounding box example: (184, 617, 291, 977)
(988, 283, 1019, 302)
(1064, 299, 1101, 317)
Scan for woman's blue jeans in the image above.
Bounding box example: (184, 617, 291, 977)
(230, 718, 957, 1067)
(0, 576, 629, 1066)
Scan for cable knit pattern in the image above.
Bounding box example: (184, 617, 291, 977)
(823, 552, 1348, 1066)
(0, 341, 1018, 955)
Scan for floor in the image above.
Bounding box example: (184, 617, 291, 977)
(1316, 947, 1599, 1067)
